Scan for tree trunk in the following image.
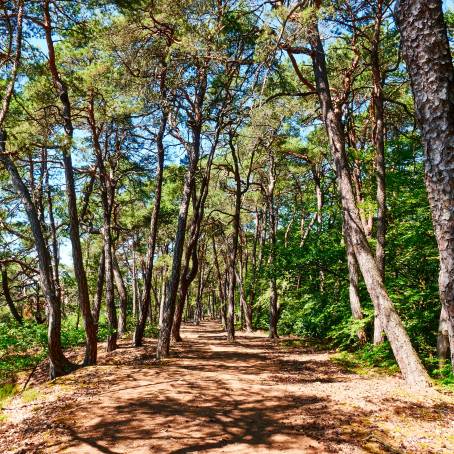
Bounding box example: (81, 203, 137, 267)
(437, 305, 450, 368)
(159, 267, 167, 328)
(44, 148, 62, 305)
(134, 108, 167, 346)
(43, 3, 97, 366)
(156, 141, 199, 357)
(1, 266, 23, 324)
(0, 133, 72, 378)
(92, 250, 105, 326)
(236, 266, 252, 332)
(309, 21, 431, 388)
(267, 150, 279, 339)
(343, 216, 366, 344)
(396, 0, 454, 369)
(103, 224, 117, 351)
(371, 1, 386, 345)
(113, 252, 128, 336)
(88, 100, 117, 352)
(132, 247, 138, 319)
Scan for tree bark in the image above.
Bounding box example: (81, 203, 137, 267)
(371, 1, 386, 345)
(113, 252, 128, 336)
(0, 133, 72, 379)
(92, 250, 105, 325)
(1, 265, 23, 324)
(437, 305, 450, 368)
(87, 98, 117, 352)
(133, 79, 168, 346)
(343, 215, 366, 344)
(396, 0, 454, 369)
(309, 21, 431, 388)
(43, 2, 97, 365)
(156, 132, 200, 357)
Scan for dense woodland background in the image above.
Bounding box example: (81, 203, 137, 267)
(1, 0, 454, 395)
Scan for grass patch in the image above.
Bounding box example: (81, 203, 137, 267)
(280, 337, 331, 351)
(331, 342, 400, 376)
(0, 383, 19, 422)
(21, 388, 41, 403)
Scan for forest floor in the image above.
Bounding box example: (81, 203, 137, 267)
(1, 321, 454, 454)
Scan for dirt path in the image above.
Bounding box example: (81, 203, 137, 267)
(1, 321, 454, 453)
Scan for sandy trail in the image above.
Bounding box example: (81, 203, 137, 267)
(1, 321, 454, 453)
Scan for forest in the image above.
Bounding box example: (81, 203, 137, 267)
(1, 0, 454, 452)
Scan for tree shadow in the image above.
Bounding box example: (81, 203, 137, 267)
(50, 385, 373, 453)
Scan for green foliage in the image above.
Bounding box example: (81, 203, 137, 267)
(144, 324, 160, 339)
(0, 318, 114, 385)
(333, 343, 399, 375)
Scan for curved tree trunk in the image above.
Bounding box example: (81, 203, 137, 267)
(1, 266, 23, 324)
(309, 20, 431, 388)
(0, 134, 72, 379)
(133, 109, 167, 346)
(43, 2, 97, 366)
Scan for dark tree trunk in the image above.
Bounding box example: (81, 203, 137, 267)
(157, 66, 208, 358)
(157, 135, 200, 358)
(1, 266, 23, 324)
(43, 147, 62, 304)
(396, 0, 454, 369)
(308, 21, 431, 388)
(212, 237, 227, 329)
(0, 133, 72, 379)
(236, 266, 252, 332)
(134, 108, 167, 346)
(266, 149, 279, 339)
(43, 3, 97, 366)
(171, 122, 219, 342)
(87, 100, 117, 352)
(92, 250, 105, 325)
(103, 223, 117, 351)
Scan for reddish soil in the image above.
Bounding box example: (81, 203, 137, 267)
(1, 321, 453, 453)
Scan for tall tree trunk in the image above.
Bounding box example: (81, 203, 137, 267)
(134, 108, 167, 346)
(43, 2, 97, 366)
(132, 246, 138, 319)
(225, 137, 243, 342)
(171, 123, 219, 342)
(157, 134, 200, 358)
(88, 99, 117, 352)
(396, 0, 454, 369)
(101, 203, 117, 351)
(159, 266, 167, 328)
(0, 134, 72, 378)
(44, 147, 62, 304)
(267, 150, 279, 339)
(371, 1, 386, 345)
(212, 237, 227, 329)
(236, 266, 252, 332)
(309, 20, 430, 388)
